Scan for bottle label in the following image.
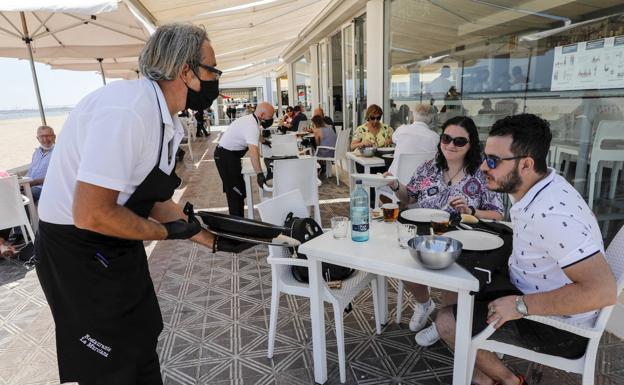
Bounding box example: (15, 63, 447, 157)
(352, 223, 369, 232)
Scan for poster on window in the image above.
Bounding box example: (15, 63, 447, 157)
(551, 35, 624, 91)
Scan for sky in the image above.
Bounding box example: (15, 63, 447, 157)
(0, 57, 116, 110)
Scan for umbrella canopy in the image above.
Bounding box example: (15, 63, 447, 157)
(0, 0, 150, 123)
(45, 56, 140, 82)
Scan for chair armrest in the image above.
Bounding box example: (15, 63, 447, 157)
(524, 315, 604, 339)
(267, 256, 310, 267)
(472, 323, 497, 343)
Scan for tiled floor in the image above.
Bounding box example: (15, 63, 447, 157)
(1, 127, 623, 384)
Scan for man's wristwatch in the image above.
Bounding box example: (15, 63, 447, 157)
(515, 296, 529, 317)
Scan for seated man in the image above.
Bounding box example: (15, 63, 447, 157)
(26, 125, 55, 202)
(431, 114, 617, 385)
(290, 105, 308, 132)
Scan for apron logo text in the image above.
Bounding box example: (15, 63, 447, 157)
(80, 334, 111, 358)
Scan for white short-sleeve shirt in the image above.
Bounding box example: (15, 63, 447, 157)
(509, 168, 604, 327)
(38, 78, 184, 225)
(218, 114, 260, 151)
(389, 121, 439, 176)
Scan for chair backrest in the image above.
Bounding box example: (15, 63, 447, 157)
(396, 152, 436, 185)
(272, 158, 319, 208)
(589, 121, 624, 167)
(256, 190, 309, 225)
(270, 134, 299, 157)
(0, 175, 31, 231)
(334, 128, 350, 161)
(297, 120, 309, 131)
(594, 225, 624, 330)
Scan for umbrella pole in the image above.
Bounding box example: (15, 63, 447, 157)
(20, 12, 46, 125)
(97, 58, 107, 85)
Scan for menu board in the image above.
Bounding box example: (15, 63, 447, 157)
(551, 35, 624, 91)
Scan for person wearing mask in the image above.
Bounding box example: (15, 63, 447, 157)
(214, 101, 275, 217)
(194, 109, 209, 137)
(388, 104, 438, 176)
(35, 23, 247, 385)
(26, 125, 56, 202)
(387, 117, 503, 347)
(290, 105, 308, 132)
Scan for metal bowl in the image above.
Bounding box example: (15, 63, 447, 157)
(360, 146, 376, 157)
(407, 235, 463, 269)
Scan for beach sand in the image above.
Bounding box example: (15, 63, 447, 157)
(0, 115, 68, 171)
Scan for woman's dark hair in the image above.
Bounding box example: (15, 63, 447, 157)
(435, 116, 482, 175)
(489, 114, 551, 174)
(286, 106, 294, 113)
(323, 116, 336, 133)
(311, 114, 324, 128)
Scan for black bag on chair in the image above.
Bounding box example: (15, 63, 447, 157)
(283, 212, 355, 283)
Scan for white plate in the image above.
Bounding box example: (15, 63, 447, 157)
(376, 147, 395, 152)
(443, 230, 504, 251)
(400, 208, 448, 223)
(382, 154, 394, 159)
(350, 173, 397, 188)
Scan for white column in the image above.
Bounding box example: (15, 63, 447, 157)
(276, 77, 283, 116)
(287, 62, 297, 107)
(310, 44, 320, 111)
(366, 0, 385, 108)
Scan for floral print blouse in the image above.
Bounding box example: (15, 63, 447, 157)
(406, 159, 503, 215)
(353, 123, 393, 147)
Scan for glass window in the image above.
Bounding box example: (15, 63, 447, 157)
(294, 56, 312, 112)
(387, 0, 624, 241)
(343, 24, 355, 133)
(331, 31, 343, 124)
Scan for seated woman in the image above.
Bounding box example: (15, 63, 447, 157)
(387, 116, 503, 346)
(310, 115, 337, 175)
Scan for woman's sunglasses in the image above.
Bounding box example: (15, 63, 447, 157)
(481, 153, 528, 169)
(440, 133, 469, 147)
(368, 116, 382, 121)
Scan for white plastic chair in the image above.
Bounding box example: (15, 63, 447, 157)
(0, 175, 35, 244)
(315, 128, 350, 185)
(378, 151, 437, 207)
(261, 157, 322, 224)
(179, 118, 194, 162)
(267, 134, 300, 157)
(468, 225, 624, 385)
(256, 190, 381, 383)
(587, 120, 624, 209)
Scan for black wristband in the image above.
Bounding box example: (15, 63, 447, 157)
(469, 206, 476, 216)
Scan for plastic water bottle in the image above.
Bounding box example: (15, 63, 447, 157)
(350, 180, 369, 242)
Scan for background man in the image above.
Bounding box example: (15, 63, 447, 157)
(290, 105, 308, 132)
(430, 114, 617, 385)
(214, 101, 274, 217)
(26, 125, 55, 202)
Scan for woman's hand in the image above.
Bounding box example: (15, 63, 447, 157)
(448, 196, 470, 214)
(384, 137, 392, 147)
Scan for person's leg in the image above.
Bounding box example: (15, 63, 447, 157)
(404, 282, 434, 333)
(31, 185, 42, 202)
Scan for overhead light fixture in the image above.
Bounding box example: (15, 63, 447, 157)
(199, 0, 279, 16)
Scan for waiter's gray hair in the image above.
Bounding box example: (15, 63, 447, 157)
(413, 104, 433, 125)
(139, 23, 209, 81)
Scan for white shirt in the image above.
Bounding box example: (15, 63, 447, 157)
(218, 114, 260, 151)
(508, 169, 604, 327)
(39, 78, 184, 225)
(389, 121, 439, 176)
(427, 76, 452, 98)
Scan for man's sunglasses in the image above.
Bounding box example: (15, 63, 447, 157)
(440, 133, 469, 147)
(368, 115, 382, 121)
(481, 153, 528, 169)
(198, 63, 223, 80)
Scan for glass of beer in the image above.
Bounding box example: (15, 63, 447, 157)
(381, 203, 399, 222)
(430, 212, 450, 234)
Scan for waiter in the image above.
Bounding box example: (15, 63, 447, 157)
(35, 24, 241, 385)
(214, 101, 274, 217)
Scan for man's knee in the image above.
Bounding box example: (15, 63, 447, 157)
(435, 306, 456, 342)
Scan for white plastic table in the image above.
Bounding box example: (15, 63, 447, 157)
(241, 157, 267, 219)
(345, 151, 385, 191)
(299, 221, 479, 385)
(18, 176, 39, 232)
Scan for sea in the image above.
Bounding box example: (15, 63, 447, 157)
(0, 107, 73, 121)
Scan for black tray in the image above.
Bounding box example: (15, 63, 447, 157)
(197, 211, 287, 239)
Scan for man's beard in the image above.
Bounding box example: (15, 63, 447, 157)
(489, 166, 522, 194)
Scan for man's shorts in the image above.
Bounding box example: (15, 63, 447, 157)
(453, 286, 589, 359)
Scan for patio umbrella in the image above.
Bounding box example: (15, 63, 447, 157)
(45, 56, 140, 83)
(0, 0, 150, 124)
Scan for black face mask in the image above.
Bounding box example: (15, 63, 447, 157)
(185, 78, 219, 111)
(260, 117, 274, 128)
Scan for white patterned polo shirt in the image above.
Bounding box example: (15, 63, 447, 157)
(508, 168, 604, 327)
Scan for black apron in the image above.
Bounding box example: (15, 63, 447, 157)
(35, 84, 180, 384)
(214, 114, 259, 217)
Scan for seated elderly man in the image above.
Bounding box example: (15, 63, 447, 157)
(388, 103, 439, 176)
(27, 125, 56, 202)
(429, 114, 617, 385)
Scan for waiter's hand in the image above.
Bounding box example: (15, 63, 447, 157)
(163, 219, 201, 240)
(257, 173, 267, 188)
